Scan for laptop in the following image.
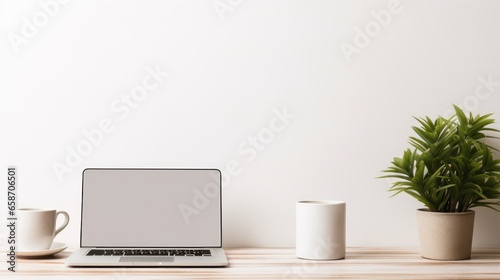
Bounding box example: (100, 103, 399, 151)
(65, 168, 228, 267)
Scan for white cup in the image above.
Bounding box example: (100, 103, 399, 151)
(18, 208, 70, 251)
(296, 201, 346, 260)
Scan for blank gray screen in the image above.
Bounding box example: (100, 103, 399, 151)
(81, 169, 221, 247)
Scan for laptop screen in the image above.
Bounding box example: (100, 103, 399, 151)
(80, 169, 222, 248)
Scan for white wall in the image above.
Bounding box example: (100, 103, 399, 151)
(2, 0, 500, 249)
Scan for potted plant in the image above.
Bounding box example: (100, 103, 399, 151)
(380, 105, 500, 260)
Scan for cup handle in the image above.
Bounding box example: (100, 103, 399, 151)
(54, 211, 70, 237)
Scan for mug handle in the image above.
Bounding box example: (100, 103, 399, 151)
(54, 211, 70, 237)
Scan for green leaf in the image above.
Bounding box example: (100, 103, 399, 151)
(378, 104, 500, 212)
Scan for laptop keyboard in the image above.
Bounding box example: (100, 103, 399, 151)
(86, 249, 212, 257)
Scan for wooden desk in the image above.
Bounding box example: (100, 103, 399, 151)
(4, 247, 500, 279)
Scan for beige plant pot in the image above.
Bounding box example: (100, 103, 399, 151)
(416, 209, 475, 260)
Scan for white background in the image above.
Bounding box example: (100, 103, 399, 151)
(1, 0, 500, 249)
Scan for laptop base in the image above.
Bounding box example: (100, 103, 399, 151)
(65, 247, 228, 267)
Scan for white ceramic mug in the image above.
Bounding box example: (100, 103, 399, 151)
(296, 201, 346, 260)
(18, 208, 70, 251)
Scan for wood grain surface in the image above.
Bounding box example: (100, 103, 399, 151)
(3, 247, 500, 279)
